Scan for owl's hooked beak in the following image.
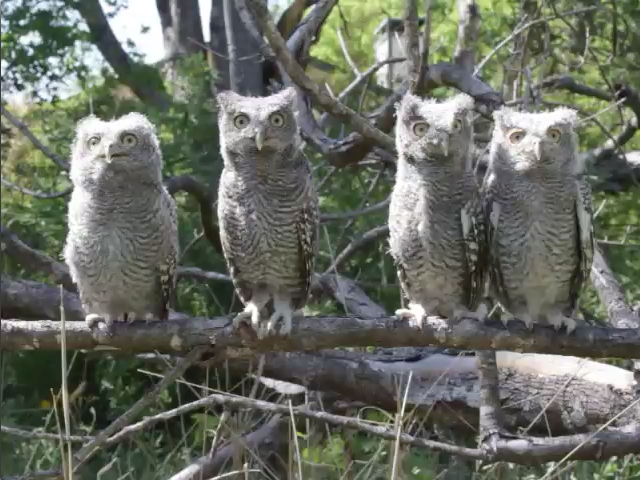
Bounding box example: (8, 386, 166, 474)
(533, 138, 543, 162)
(103, 142, 125, 163)
(255, 128, 266, 151)
(441, 138, 449, 157)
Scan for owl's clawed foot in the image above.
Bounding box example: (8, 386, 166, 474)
(452, 303, 489, 323)
(519, 313, 536, 331)
(259, 306, 294, 339)
(85, 313, 114, 336)
(232, 300, 265, 336)
(395, 303, 427, 329)
(547, 312, 577, 334)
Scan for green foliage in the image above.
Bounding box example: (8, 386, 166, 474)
(1, 0, 639, 478)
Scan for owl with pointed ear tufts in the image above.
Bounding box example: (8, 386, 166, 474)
(64, 112, 179, 332)
(216, 87, 319, 339)
(388, 92, 489, 329)
(481, 106, 594, 333)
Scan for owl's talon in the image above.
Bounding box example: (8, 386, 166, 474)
(85, 313, 114, 336)
(547, 312, 577, 334)
(232, 311, 252, 330)
(395, 305, 426, 329)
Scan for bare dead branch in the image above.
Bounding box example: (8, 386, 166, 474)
(1, 225, 75, 292)
(246, 0, 395, 152)
(126, 389, 640, 464)
(403, 0, 421, 91)
(167, 415, 287, 480)
(320, 198, 390, 223)
(72, 346, 210, 470)
(0, 179, 72, 199)
(74, 0, 170, 110)
(453, 0, 481, 73)
(164, 175, 223, 254)
(222, 0, 239, 91)
(324, 225, 389, 273)
(0, 425, 92, 443)
(2, 279, 639, 358)
(0, 105, 70, 170)
(474, 6, 600, 76)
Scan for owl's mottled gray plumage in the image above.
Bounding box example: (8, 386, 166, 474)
(482, 107, 594, 333)
(216, 87, 319, 339)
(389, 92, 488, 329)
(64, 112, 179, 330)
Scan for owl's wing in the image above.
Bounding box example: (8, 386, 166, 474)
(217, 186, 254, 306)
(159, 189, 179, 320)
(461, 190, 488, 310)
(482, 171, 510, 307)
(292, 187, 319, 310)
(568, 177, 595, 311)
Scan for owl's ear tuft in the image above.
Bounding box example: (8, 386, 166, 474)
(396, 92, 421, 119)
(553, 107, 579, 126)
(76, 114, 100, 132)
(277, 86, 298, 105)
(451, 93, 475, 112)
(119, 112, 156, 134)
(216, 90, 243, 111)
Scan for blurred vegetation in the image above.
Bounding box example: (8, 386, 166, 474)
(1, 0, 639, 478)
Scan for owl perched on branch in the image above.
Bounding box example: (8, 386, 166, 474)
(388, 92, 488, 329)
(64, 113, 179, 331)
(482, 107, 594, 333)
(216, 87, 319, 339)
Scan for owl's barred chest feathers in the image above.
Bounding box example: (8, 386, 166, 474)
(494, 175, 579, 297)
(67, 185, 170, 281)
(218, 165, 311, 284)
(389, 166, 475, 303)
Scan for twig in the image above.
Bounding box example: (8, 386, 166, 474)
(320, 199, 390, 223)
(245, 0, 395, 152)
(324, 225, 389, 273)
(0, 425, 92, 443)
(72, 346, 209, 469)
(1, 179, 72, 199)
(0, 105, 70, 171)
(474, 6, 599, 75)
(135, 390, 640, 464)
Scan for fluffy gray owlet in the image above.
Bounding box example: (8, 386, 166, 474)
(216, 87, 319, 339)
(389, 92, 488, 329)
(482, 107, 594, 333)
(64, 113, 179, 330)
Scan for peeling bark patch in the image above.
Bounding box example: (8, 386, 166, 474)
(170, 334, 183, 351)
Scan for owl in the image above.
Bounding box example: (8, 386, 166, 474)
(482, 107, 594, 333)
(216, 87, 319, 339)
(64, 112, 179, 331)
(389, 92, 488, 329)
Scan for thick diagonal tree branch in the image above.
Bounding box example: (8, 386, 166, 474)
(246, 0, 395, 152)
(74, 0, 170, 110)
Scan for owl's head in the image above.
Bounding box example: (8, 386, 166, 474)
(395, 92, 475, 169)
(70, 112, 163, 187)
(216, 87, 299, 165)
(490, 107, 580, 174)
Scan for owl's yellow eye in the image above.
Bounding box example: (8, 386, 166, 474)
(87, 136, 101, 149)
(233, 114, 250, 129)
(121, 133, 138, 148)
(269, 112, 285, 128)
(452, 118, 463, 132)
(412, 121, 429, 137)
(547, 128, 562, 143)
(508, 128, 525, 144)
